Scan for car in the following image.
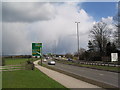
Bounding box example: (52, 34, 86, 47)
(46, 57, 50, 59)
(48, 61, 55, 65)
(68, 58, 72, 61)
(43, 59, 47, 62)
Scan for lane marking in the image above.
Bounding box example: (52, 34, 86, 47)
(99, 74, 104, 76)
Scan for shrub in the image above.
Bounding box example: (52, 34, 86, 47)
(2, 58, 5, 66)
(25, 60, 34, 70)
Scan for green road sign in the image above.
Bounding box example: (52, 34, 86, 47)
(32, 43, 42, 56)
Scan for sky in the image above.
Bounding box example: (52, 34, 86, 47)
(81, 2, 117, 21)
(1, 1, 118, 55)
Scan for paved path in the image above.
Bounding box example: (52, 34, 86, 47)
(34, 60, 102, 89)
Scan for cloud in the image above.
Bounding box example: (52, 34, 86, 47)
(101, 16, 116, 31)
(2, 22, 31, 55)
(101, 16, 113, 24)
(2, 2, 56, 22)
(2, 2, 95, 55)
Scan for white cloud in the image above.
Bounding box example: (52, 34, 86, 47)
(101, 16, 113, 24)
(2, 2, 95, 55)
(2, 0, 118, 2)
(101, 16, 116, 31)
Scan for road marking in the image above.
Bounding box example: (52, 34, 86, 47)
(99, 74, 104, 76)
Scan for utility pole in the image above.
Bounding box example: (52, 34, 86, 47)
(118, 26, 120, 49)
(75, 22, 80, 60)
(54, 40, 57, 57)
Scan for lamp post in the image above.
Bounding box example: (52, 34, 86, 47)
(75, 22, 80, 60)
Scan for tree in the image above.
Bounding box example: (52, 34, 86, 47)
(88, 40, 94, 52)
(74, 48, 86, 60)
(89, 21, 112, 56)
(106, 42, 111, 56)
(106, 42, 117, 56)
(79, 48, 86, 55)
(87, 40, 101, 61)
(65, 53, 73, 59)
(111, 43, 117, 53)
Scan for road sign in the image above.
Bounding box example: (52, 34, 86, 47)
(111, 53, 118, 62)
(32, 43, 42, 56)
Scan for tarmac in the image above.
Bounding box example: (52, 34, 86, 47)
(34, 60, 102, 89)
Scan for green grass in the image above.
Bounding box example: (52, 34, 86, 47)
(4, 58, 38, 65)
(3, 65, 23, 67)
(2, 68, 67, 88)
(2, 58, 68, 89)
(0, 72, 2, 89)
(0, 69, 8, 70)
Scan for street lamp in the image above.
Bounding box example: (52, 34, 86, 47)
(75, 22, 80, 60)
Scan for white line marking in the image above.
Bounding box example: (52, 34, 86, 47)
(99, 74, 104, 76)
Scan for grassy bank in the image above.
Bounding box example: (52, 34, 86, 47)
(2, 68, 67, 88)
(4, 58, 38, 65)
(2, 58, 67, 89)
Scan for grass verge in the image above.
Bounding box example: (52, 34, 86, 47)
(2, 58, 68, 89)
(4, 58, 38, 65)
(2, 68, 67, 89)
(55, 60, 120, 73)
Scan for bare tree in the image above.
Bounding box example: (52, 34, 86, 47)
(90, 21, 112, 56)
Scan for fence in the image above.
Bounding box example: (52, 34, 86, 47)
(54, 58, 120, 67)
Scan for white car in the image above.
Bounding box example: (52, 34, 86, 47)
(43, 59, 47, 62)
(48, 61, 55, 65)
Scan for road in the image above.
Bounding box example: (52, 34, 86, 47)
(34, 60, 101, 89)
(43, 59, 119, 88)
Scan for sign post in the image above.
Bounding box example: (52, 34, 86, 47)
(32, 43, 42, 65)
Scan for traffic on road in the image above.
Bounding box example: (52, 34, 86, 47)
(42, 57, 119, 88)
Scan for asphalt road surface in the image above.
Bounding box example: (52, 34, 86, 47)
(34, 60, 101, 89)
(43, 59, 119, 88)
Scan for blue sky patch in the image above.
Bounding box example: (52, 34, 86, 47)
(80, 2, 117, 21)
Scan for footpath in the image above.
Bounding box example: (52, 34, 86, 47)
(34, 60, 102, 89)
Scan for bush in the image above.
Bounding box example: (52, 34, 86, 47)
(2, 58, 5, 66)
(102, 56, 111, 62)
(25, 60, 34, 70)
(89, 56, 102, 61)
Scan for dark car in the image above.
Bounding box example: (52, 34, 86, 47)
(68, 58, 72, 61)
